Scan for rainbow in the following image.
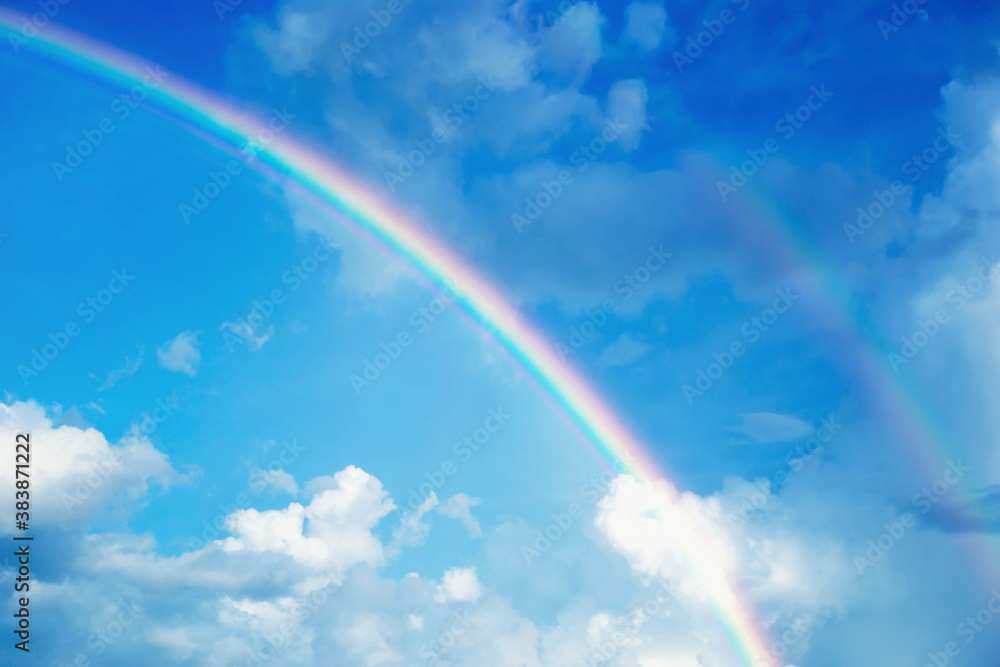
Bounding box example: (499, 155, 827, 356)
(730, 192, 996, 563)
(0, 7, 780, 665)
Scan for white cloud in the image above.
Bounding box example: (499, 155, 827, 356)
(0, 400, 184, 529)
(597, 333, 652, 368)
(223, 465, 395, 573)
(437, 493, 483, 538)
(730, 412, 814, 443)
(607, 79, 650, 151)
(435, 566, 483, 603)
(622, 0, 671, 51)
(5, 415, 985, 667)
(156, 330, 201, 376)
(592, 473, 860, 664)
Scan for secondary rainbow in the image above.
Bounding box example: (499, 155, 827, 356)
(0, 7, 779, 666)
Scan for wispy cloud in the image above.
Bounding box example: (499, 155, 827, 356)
(157, 331, 201, 376)
(437, 493, 483, 538)
(91, 345, 145, 389)
(597, 333, 653, 368)
(729, 412, 814, 444)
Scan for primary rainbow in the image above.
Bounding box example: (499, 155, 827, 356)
(0, 7, 779, 666)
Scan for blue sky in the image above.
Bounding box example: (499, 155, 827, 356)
(2, 0, 1000, 665)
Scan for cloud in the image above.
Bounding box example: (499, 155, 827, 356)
(435, 566, 483, 603)
(597, 333, 652, 368)
(146, 626, 197, 660)
(250, 468, 298, 496)
(592, 473, 859, 664)
(389, 491, 439, 553)
(538, 2, 605, 80)
(220, 319, 273, 352)
(437, 493, 483, 538)
(223, 465, 395, 573)
(606, 79, 649, 151)
(730, 412, 815, 444)
(156, 330, 201, 376)
(0, 400, 184, 529)
(621, 1, 671, 51)
(94, 345, 145, 389)
(1, 414, 989, 667)
(252, 9, 334, 75)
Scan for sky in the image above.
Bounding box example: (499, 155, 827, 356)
(2, 0, 1000, 665)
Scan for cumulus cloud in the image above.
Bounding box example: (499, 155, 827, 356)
(223, 465, 395, 573)
(156, 330, 201, 376)
(0, 400, 184, 529)
(0, 408, 984, 667)
(435, 566, 483, 603)
(593, 473, 860, 664)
